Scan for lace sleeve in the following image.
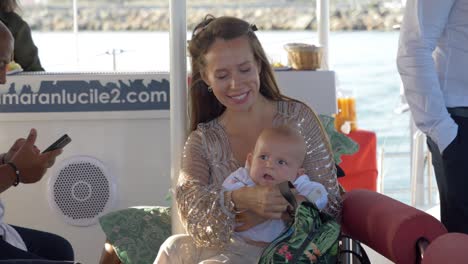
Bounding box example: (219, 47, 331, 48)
(293, 102, 343, 219)
(176, 130, 235, 248)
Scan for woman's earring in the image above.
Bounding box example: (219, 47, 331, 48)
(207, 86, 213, 93)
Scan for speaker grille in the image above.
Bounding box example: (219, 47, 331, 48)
(49, 156, 116, 226)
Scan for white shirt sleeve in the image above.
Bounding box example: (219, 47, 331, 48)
(396, 0, 458, 153)
(0, 200, 27, 251)
(222, 167, 255, 191)
(293, 175, 328, 210)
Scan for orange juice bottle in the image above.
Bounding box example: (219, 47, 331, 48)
(348, 96, 357, 132)
(335, 89, 357, 133)
(334, 97, 343, 131)
(335, 96, 347, 132)
(333, 113, 341, 132)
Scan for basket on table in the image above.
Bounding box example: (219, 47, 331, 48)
(284, 43, 322, 70)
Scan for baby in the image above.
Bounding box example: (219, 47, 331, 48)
(223, 125, 328, 244)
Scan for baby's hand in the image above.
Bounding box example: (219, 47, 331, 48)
(290, 188, 307, 204)
(295, 194, 307, 204)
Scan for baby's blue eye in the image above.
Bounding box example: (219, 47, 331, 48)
(259, 155, 267, 160)
(278, 160, 287, 165)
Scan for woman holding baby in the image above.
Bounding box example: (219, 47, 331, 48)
(153, 14, 343, 264)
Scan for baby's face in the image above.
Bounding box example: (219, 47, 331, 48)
(248, 137, 303, 186)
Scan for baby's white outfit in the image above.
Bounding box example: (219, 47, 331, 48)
(222, 167, 328, 243)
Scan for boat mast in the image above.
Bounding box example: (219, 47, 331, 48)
(169, 0, 187, 234)
(317, 0, 329, 70)
(73, 0, 79, 66)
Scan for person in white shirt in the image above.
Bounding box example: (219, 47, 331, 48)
(222, 125, 328, 246)
(397, 0, 468, 233)
(0, 20, 74, 262)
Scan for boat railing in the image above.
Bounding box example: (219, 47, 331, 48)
(379, 89, 439, 210)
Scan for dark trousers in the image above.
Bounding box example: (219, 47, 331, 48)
(427, 112, 468, 234)
(0, 225, 74, 262)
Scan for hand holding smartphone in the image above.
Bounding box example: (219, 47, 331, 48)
(42, 134, 72, 153)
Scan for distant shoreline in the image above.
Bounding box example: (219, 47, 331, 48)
(21, 2, 404, 32)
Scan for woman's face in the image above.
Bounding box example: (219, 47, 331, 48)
(202, 36, 261, 113)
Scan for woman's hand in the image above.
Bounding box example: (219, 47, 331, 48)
(10, 129, 63, 184)
(232, 185, 290, 219)
(235, 210, 268, 232)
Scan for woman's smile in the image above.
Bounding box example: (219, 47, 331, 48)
(228, 90, 250, 104)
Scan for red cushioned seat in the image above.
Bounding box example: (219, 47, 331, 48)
(342, 189, 447, 263)
(422, 233, 468, 264)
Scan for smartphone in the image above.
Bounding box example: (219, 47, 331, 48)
(42, 134, 72, 153)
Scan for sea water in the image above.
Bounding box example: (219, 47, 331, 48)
(33, 30, 435, 205)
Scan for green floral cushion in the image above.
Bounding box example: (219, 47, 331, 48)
(99, 206, 171, 264)
(319, 114, 359, 164)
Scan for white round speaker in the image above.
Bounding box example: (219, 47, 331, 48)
(48, 155, 117, 226)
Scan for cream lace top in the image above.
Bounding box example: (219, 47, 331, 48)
(176, 100, 342, 248)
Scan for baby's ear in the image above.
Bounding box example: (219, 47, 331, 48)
(297, 168, 305, 176)
(246, 153, 253, 168)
